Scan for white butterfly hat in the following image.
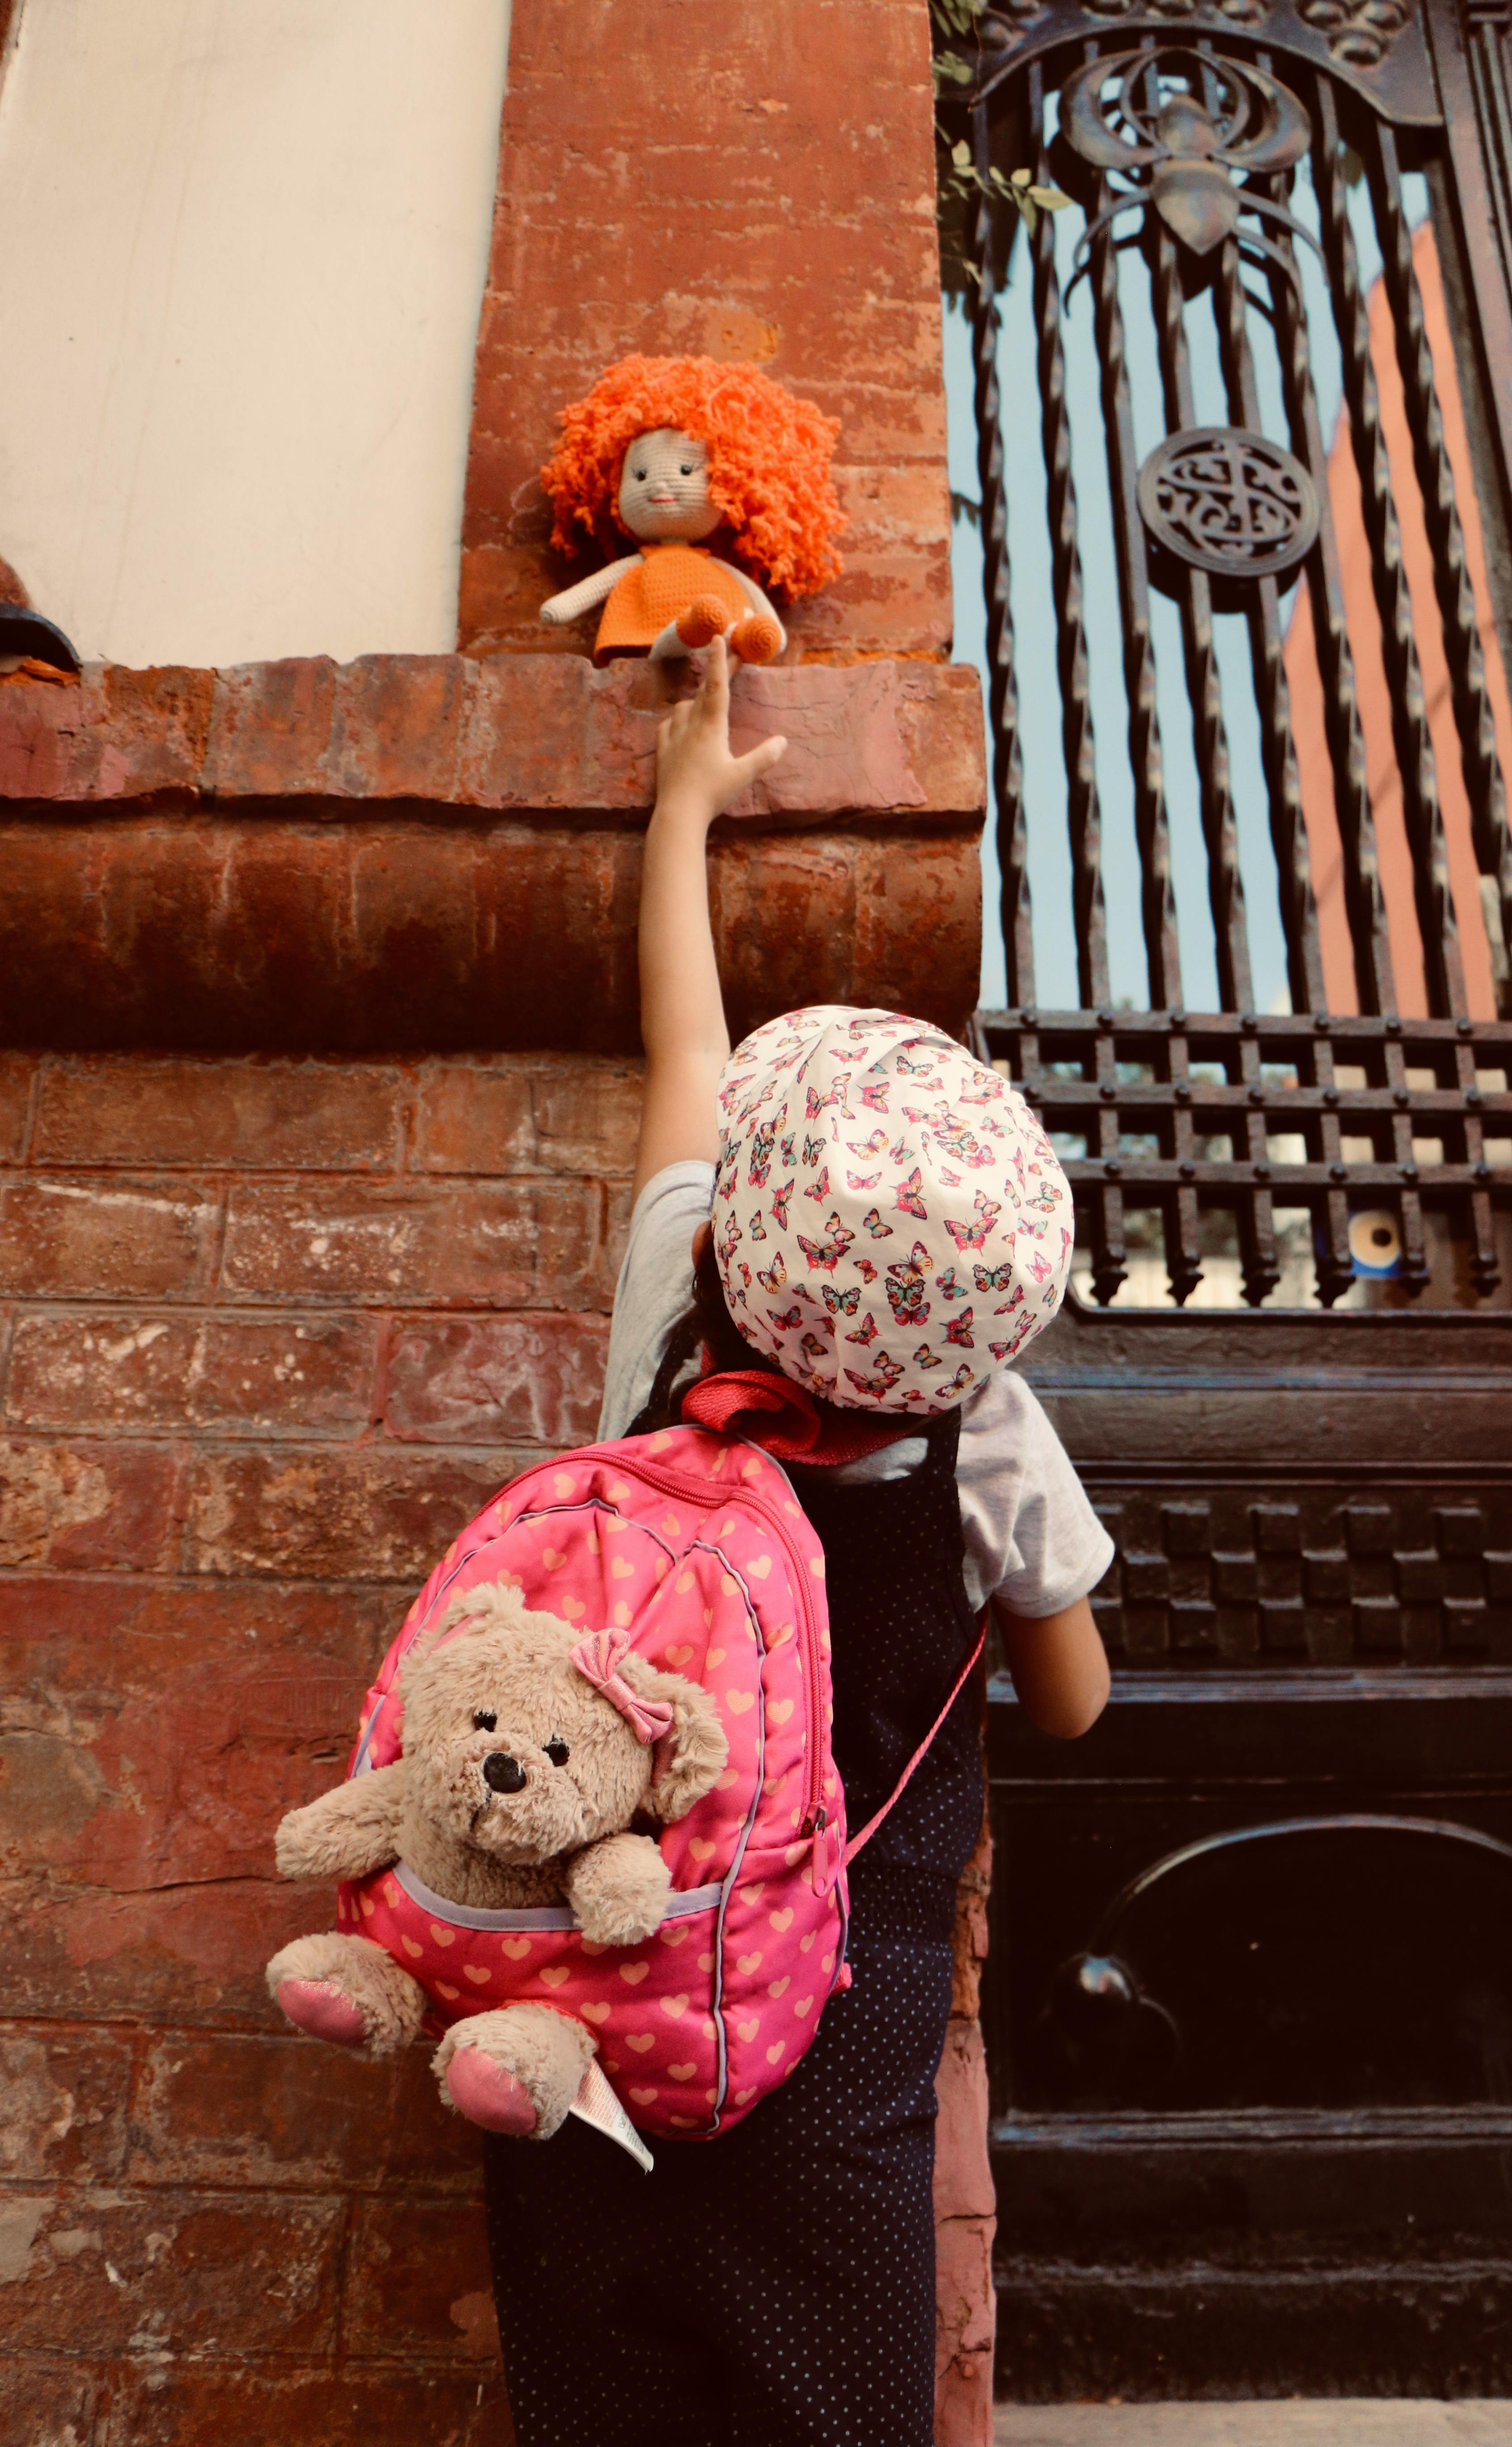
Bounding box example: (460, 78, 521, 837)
(712, 1004, 1075, 1414)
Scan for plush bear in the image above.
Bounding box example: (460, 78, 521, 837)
(267, 1582, 727, 2139)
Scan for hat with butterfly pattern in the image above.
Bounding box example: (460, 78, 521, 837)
(711, 1005, 1073, 1414)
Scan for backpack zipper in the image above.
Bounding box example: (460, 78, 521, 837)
(602, 1452, 830, 1881)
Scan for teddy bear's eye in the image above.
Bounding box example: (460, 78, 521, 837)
(473, 1709, 497, 1733)
(543, 1736, 570, 1767)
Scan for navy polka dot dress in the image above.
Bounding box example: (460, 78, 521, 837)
(484, 1413, 984, 2447)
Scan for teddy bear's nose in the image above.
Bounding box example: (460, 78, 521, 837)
(482, 1751, 527, 1795)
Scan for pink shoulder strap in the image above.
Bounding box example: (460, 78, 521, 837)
(842, 1616, 988, 1868)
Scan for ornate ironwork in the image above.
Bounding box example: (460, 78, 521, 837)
(973, 1008, 1512, 1306)
(1136, 426, 1320, 580)
(1062, 46, 1322, 296)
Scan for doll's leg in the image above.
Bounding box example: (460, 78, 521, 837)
(727, 609, 783, 664)
(267, 1931, 427, 2056)
(433, 2002, 595, 2138)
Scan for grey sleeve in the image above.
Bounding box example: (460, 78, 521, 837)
(596, 1161, 717, 1442)
(955, 1372, 1115, 1618)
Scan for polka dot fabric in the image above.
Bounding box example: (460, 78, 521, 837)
(713, 1002, 1073, 1414)
(338, 1425, 848, 2138)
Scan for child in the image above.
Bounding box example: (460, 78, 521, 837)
(484, 639, 1112, 2447)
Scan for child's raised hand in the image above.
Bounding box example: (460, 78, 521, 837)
(654, 635, 787, 824)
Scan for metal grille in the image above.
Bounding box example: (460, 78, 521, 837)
(942, 1, 1512, 1306)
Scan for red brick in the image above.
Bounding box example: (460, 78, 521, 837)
(181, 1445, 519, 1580)
(343, 2195, 497, 2360)
(2, 1872, 334, 2025)
(0, 1571, 396, 1684)
(329, 654, 469, 801)
(128, 2028, 481, 2194)
(853, 829, 983, 1041)
(0, 2186, 341, 2355)
(220, 1180, 533, 1306)
(99, 2362, 511, 2447)
(0, 662, 211, 808)
(0, 2024, 132, 2181)
(0, 2359, 100, 2447)
(0, 1437, 177, 1570)
(410, 1055, 642, 1179)
(201, 655, 338, 801)
(410, 1061, 536, 1175)
(5, 1312, 198, 1430)
(385, 1314, 609, 1447)
(531, 1058, 641, 1177)
(33, 1056, 403, 1170)
(0, 1176, 219, 1298)
(710, 834, 859, 1042)
(0, 1053, 35, 1161)
(190, 1314, 378, 1434)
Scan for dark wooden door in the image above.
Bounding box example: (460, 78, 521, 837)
(936, 0, 1512, 2394)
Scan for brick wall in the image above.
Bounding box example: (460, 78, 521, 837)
(3, 1050, 638, 2445)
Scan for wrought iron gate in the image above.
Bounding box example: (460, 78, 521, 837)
(938, 0, 1512, 2396)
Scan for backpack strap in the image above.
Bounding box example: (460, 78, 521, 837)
(842, 1614, 988, 1868)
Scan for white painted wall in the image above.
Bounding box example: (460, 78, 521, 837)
(0, 0, 510, 667)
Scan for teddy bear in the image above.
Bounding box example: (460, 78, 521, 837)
(266, 1582, 727, 2140)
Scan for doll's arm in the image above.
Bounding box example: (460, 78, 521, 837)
(275, 1762, 405, 1881)
(730, 567, 788, 654)
(540, 556, 640, 626)
(633, 638, 787, 1201)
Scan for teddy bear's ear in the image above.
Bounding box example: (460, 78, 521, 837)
(619, 1657, 729, 1824)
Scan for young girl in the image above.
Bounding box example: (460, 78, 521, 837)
(484, 639, 1112, 2447)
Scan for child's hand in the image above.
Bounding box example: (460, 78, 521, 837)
(654, 635, 786, 825)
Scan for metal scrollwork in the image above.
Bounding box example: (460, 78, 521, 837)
(1136, 427, 1321, 580)
(1294, 0, 1413, 67)
(1062, 48, 1322, 301)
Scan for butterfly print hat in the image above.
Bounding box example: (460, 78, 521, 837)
(712, 1005, 1074, 1414)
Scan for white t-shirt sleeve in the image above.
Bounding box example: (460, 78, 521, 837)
(597, 1160, 716, 1441)
(955, 1370, 1114, 1618)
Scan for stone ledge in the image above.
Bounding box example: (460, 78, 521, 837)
(0, 655, 985, 1051)
(0, 652, 984, 830)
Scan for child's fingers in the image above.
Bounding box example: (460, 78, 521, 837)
(700, 632, 731, 722)
(727, 733, 787, 794)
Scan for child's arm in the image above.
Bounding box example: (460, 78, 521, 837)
(997, 1596, 1110, 1739)
(633, 636, 786, 1202)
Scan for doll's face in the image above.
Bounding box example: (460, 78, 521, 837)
(617, 428, 721, 543)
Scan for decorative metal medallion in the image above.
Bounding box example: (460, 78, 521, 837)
(1136, 428, 1320, 581)
(1061, 47, 1320, 299)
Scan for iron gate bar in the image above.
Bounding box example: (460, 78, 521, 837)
(1260, 147, 1397, 1023)
(972, 1008, 1512, 1303)
(970, 104, 1036, 1012)
(1150, 209, 1257, 1015)
(1311, 74, 1468, 1019)
(1370, 119, 1512, 974)
(1209, 210, 1326, 1019)
(1088, 147, 1185, 1016)
(1030, 58, 1112, 1013)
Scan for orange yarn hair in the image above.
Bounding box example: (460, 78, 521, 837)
(540, 356, 844, 599)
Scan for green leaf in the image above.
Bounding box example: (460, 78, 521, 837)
(952, 139, 972, 167)
(1010, 166, 1032, 187)
(1029, 184, 1070, 210)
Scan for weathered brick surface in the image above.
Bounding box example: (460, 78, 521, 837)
(0, 653, 985, 1052)
(0, 1053, 638, 2420)
(457, 0, 950, 660)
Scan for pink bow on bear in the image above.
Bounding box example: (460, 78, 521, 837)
(569, 1629, 675, 1748)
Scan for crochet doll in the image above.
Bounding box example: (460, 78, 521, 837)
(538, 355, 843, 665)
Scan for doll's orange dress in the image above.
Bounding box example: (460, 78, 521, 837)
(595, 542, 751, 661)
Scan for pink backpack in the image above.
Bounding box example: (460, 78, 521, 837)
(340, 1420, 981, 2141)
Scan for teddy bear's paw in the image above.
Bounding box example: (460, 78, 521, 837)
(441, 2044, 540, 2135)
(276, 1977, 369, 2048)
(565, 1830, 673, 1948)
(433, 2005, 596, 2142)
(266, 1931, 426, 2057)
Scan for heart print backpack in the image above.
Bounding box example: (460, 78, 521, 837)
(341, 1416, 982, 2142)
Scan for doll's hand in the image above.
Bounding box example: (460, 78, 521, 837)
(654, 635, 786, 825)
